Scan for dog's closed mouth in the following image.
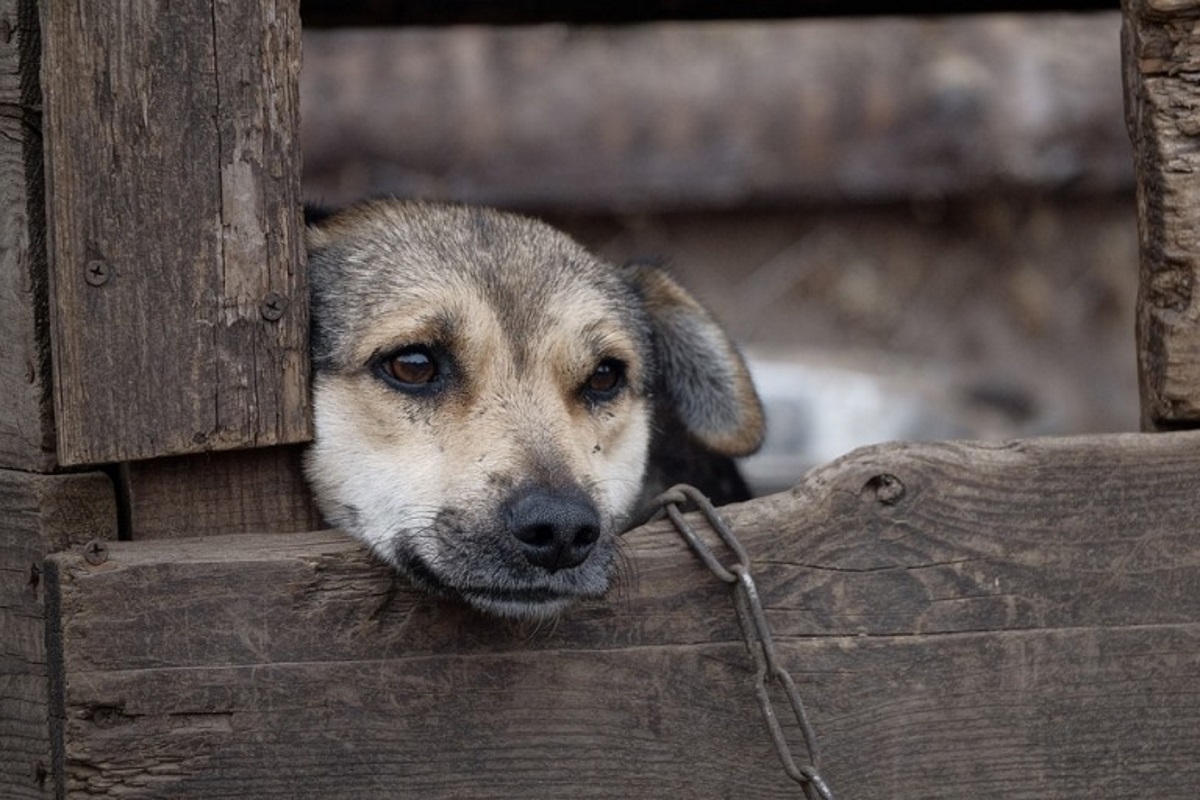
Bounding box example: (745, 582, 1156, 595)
(460, 584, 607, 621)
(405, 554, 604, 618)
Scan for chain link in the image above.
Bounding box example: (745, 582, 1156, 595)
(654, 484, 835, 800)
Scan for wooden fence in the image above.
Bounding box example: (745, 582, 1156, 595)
(2, 0, 1198, 797)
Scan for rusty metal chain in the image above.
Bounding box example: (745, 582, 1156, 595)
(654, 484, 835, 800)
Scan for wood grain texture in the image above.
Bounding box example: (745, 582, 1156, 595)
(303, 16, 1132, 211)
(300, 0, 1119, 27)
(1122, 0, 1200, 428)
(0, 0, 55, 471)
(43, 432, 1200, 798)
(125, 445, 321, 539)
(0, 470, 116, 799)
(40, 0, 308, 466)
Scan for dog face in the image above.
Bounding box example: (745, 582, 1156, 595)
(305, 200, 762, 619)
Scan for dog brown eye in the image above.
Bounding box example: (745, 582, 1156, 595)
(381, 347, 438, 388)
(387, 350, 436, 384)
(583, 359, 626, 400)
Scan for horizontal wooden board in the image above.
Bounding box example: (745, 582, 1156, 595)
(125, 445, 321, 539)
(41, 0, 309, 465)
(301, 0, 1118, 27)
(43, 432, 1200, 797)
(1123, 0, 1200, 427)
(302, 14, 1131, 211)
(49, 628, 1200, 799)
(0, 470, 116, 799)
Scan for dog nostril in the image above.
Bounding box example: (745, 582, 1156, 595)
(506, 488, 602, 573)
(574, 522, 600, 548)
(516, 523, 556, 550)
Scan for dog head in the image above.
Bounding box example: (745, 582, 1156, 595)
(305, 200, 763, 619)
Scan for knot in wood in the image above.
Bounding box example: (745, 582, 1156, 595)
(864, 473, 905, 505)
(87, 705, 129, 729)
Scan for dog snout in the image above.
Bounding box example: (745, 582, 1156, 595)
(504, 487, 602, 572)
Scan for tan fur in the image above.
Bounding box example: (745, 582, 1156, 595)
(304, 200, 762, 620)
(631, 266, 765, 455)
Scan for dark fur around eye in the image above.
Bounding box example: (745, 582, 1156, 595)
(581, 358, 627, 405)
(372, 345, 447, 395)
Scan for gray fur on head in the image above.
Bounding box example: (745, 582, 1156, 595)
(304, 199, 763, 619)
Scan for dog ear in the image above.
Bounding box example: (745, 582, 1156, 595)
(623, 262, 765, 457)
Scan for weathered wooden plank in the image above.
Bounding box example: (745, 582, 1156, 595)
(124, 445, 321, 539)
(0, 470, 116, 800)
(51, 432, 1200, 670)
(300, 0, 1118, 27)
(44, 432, 1200, 797)
(47, 627, 1200, 799)
(1122, 0, 1200, 428)
(41, 0, 308, 466)
(302, 15, 1132, 210)
(0, 0, 55, 471)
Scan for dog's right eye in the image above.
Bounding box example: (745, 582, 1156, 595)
(375, 346, 441, 392)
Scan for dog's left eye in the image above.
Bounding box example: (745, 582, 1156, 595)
(582, 358, 626, 402)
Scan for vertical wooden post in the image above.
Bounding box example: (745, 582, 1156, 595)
(0, 3, 119, 792)
(0, 471, 116, 798)
(40, 0, 308, 466)
(1123, 0, 1200, 430)
(0, 0, 55, 472)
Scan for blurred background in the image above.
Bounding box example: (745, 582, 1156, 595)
(299, 11, 1137, 493)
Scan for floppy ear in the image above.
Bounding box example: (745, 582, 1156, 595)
(623, 262, 765, 457)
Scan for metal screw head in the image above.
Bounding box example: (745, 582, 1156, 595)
(260, 291, 288, 322)
(83, 539, 108, 566)
(85, 260, 110, 287)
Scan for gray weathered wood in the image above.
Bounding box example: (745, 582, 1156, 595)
(125, 445, 321, 539)
(0, 470, 116, 799)
(0, 0, 55, 471)
(302, 15, 1132, 211)
(44, 432, 1200, 798)
(301, 0, 1119, 27)
(1122, 0, 1200, 429)
(40, 0, 308, 466)
(47, 627, 1200, 799)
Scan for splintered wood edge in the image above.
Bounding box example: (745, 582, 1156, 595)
(1123, 0, 1200, 427)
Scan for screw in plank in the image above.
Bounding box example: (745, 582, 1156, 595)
(84, 260, 111, 287)
(82, 539, 108, 566)
(260, 291, 288, 322)
(865, 473, 906, 505)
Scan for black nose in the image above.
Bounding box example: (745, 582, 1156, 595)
(504, 487, 602, 572)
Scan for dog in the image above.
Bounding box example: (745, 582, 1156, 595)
(304, 199, 764, 620)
